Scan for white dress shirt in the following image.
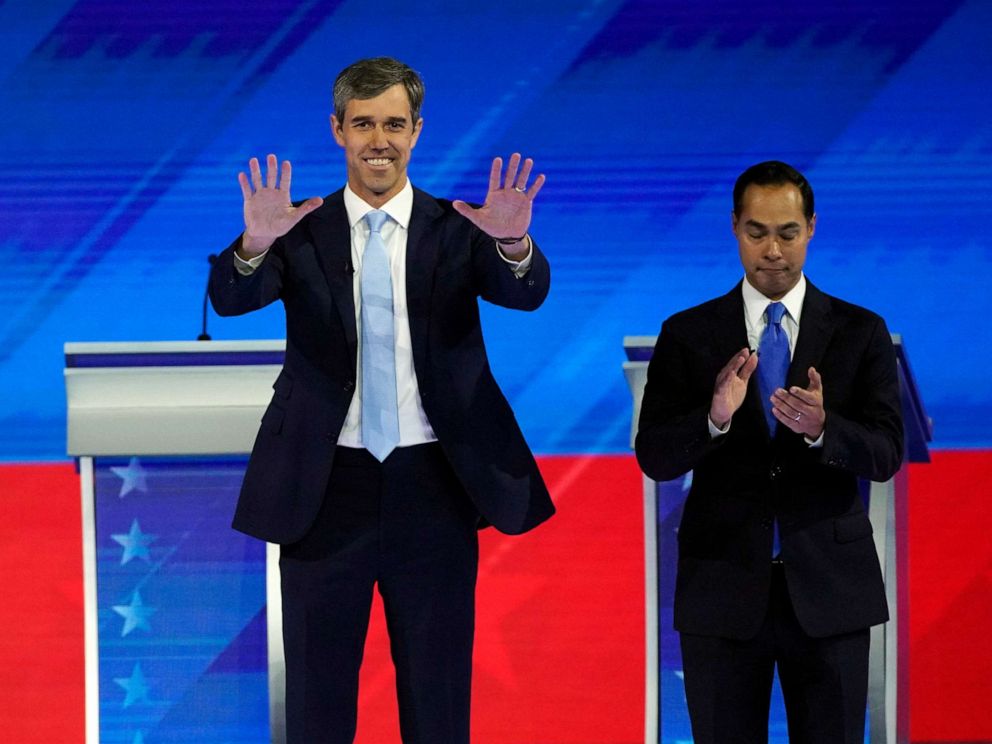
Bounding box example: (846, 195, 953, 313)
(234, 180, 532, 450)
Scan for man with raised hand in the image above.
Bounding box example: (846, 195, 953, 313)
(210, 56, 553, 744)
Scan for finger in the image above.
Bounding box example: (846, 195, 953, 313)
(787, 385, 819, 406)
(739, 349, 759, 381)
(808, 367, 823, 392)
(772, 406, 803, 432)
(771, 390, 802, 418)
(515, 158, 534, 190)
(452, 200, 481, 226)
(238, 171, 252, 201)
(295, 196, 323, 216)
(527, 172, 546, 201)
(265, 154, 278, 189)
(503, 152, 522, 189)
(488, 158, 502, 195)
(249, 158, 262, 191)
(280, 160, 292, 192)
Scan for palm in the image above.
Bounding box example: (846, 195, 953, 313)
(710, 349, 757, 426)
(238, 155, 323, 254)
(452, 153, 546, 239)
(244, 186, 305, 240)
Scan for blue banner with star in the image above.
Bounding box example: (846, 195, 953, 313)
(93, 456, 268, 743)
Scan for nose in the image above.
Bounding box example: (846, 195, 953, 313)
(765, 237, 783, 259)
(370, 125, 388, 149)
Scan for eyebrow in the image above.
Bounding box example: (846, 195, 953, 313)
(745, 219, 802, 231)
(350, 115, 408, 125)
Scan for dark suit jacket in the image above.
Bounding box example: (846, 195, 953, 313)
(209, 186, 554, 543)
(635, 281, 903, 640)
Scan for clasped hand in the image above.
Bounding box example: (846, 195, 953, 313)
(710, 348, 825, 438)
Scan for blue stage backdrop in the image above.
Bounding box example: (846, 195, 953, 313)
(1, 0, 990, 461)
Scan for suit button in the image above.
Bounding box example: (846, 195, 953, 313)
(343, 380, 354, 392)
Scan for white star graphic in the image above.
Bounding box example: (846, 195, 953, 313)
(114, 663, 150, 708)
(110, 457, 148, 498)
(112, 590, 156, 636)
(111, 519, 157, 565)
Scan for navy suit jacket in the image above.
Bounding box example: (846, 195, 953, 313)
(635, 281, 903, 639)
(209, 187, 554, 543)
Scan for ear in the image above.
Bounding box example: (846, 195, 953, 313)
(410, 117, 423, 149)
(330, 114, 345, 147)
(731, 210, 739, 235)
(807, 213, 817, 239)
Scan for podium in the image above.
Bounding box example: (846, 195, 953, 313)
(65, 341, 288, 744)
(623, 334, 931, 744)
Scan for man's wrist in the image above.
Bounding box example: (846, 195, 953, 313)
(239, 232, 275, 259)
(494, 234, 529, 261)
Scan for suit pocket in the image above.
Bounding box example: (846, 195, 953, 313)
(834, 512, 873, 543)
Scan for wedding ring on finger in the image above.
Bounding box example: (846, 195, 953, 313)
(513, 186, 525, 193)
(794, 412, 802, 421)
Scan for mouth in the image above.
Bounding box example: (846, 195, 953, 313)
(363, 157, 394, 168)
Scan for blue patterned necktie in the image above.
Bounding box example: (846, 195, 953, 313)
(757, 301, 790, 435)
(361, 210, 399, 461)
(758, 302, 789, 558)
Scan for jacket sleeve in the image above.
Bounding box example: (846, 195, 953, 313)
(635, 318, 726, 482)
(472, 232, 551, 312)
(208, 235, 286, 317)
(818, 315, 905, 482)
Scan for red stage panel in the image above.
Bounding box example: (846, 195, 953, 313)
(0, 463, 84, 744)
(908, 451, 992, 742)
(3, 452, 992, 743)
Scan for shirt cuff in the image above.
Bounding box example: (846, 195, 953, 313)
(233, 248, 269, 276)
(805, 431, 825, 448)
(495, 236, 533, 279)
(708, 415, 731, 438)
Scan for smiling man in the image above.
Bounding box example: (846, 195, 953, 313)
(209, 57, 553, 744)
(635, 161, 904, 743)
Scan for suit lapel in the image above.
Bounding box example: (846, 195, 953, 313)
(405, 188, 444, 372)
(308, 191, 358, 367)
(787, 281, 834, 391)
(711, 284, 769, 434)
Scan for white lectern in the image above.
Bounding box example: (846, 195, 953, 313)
(65, 340, 286, 744)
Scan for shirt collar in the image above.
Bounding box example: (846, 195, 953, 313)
(343, 179, 414, 230)
(742, 273, 807, 328)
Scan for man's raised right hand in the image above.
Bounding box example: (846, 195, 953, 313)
(237, 154, 323, 258)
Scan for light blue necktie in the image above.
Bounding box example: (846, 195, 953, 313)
(361, 210, 399, 461)
(757, 301, 789, 557)
(757, 302, 790, 435)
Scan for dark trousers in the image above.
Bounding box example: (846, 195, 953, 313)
(279, 443, 479, 744)
(680, 563, 870, 744)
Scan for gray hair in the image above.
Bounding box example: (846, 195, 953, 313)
(332, 57, 424, 123)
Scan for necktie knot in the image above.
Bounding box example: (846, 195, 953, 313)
(365, 209, 388, 234)
(765, 301, 786, 327)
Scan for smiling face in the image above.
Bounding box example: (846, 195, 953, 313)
(732, 183, 816, 300)
(330, 83, 422, 207)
